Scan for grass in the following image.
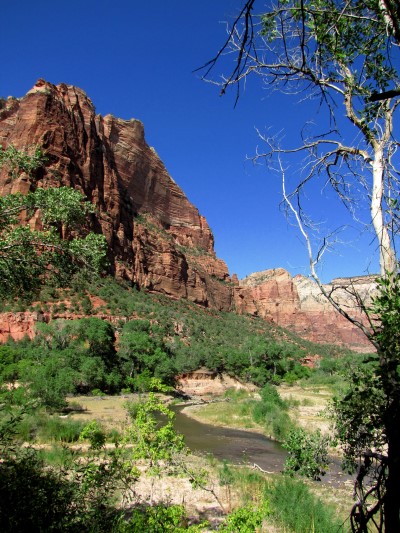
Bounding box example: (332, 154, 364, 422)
(278, 384, 334, 436)
(184, 386, 296, 441)
(184, 397, 260, 431)
(266, 475, 349, 532)
(67, 394, 133, 432)
(16, 412, 86, 443)
(38, 444, 76, 466)
(213, 461, 351, 533)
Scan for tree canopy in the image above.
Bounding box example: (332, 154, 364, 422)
(0, 145, 107, 297)
(203, 0, 399, 278)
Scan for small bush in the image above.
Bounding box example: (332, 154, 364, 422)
(267, 476, 344, 533)
(91, 388, 106, 397)
(218, 504, 267, 532)
(283, 428, 332, 480)
(251, 384, 293, 440)
(118, 503, 206, 532)
(79, 420, 106, 449)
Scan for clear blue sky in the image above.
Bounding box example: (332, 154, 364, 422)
(1, 0, 382, 282)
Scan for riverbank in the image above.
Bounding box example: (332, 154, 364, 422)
(66, 389, 353, 529)
(180, 400, 268, 436)
(180, 384, 334, 437)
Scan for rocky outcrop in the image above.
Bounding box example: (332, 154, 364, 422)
(234, 268, 376, 351)
(176, 369, 255, 397)
(0, 80, 232, 309)
(0, 312, 44, 343)
(0, 81, 376, 351)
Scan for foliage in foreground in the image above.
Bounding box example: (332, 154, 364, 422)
(0, 408, 126, 532)
(267, 475, 346, 533)
(283, 427, 332, 481)
(118, 504, 206, 533)
(332, 273, 400, 531)
(0, 393, 199, 532)
(0, 145, 107, 298)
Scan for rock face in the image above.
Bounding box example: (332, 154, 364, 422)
(176, 369, 255, 398)
(234, 268, 376, 351)
(0, 80, 232, 309)
(0, 312, 43, 343)
(0, 81, 375, 351)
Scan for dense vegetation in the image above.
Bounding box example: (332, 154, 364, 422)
(0, 275, 362, 411)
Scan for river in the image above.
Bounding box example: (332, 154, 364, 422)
(172, 405, 351, 487)
(173, 405, 285, 472)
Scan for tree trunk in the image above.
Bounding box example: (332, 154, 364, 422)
(371, 148, 396, 276)
(384, 421, 400, 531)
(383, 361, 400, 533)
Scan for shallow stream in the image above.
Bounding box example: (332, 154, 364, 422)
(172, 405, 351, 487)
(173, 405, 285, 472)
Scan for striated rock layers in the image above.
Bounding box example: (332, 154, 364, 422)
(0, 81, 375, 351)
(0, 80, 232, 309)
(234, 268, 376, 352)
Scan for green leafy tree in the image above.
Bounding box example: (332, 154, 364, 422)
(124, 393, 187, 473)
(3, 318, 120, 405)
(205, 1, 399, 529)
(0, 145, 107, 297)
(0, 144, 45, 179)
(119, 320, 175, 386)
(283, 427, 332, 481)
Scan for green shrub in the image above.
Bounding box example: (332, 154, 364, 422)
(251, 384, 293, 440)
(90, 388, 106, 397)
(283, 364, 312, 384)
(267, 476, 345, 532)
(283, 428, 332, 480)
(118, 504, 206, 532)
(218, 504, 267, 532)
(80, 295, 93, 315)
(79, 420, 106, 449)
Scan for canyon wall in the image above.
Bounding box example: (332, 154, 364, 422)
(234, 268, 375, 351)
(0, 80, 232, 310)
(0, 81, 375, 351)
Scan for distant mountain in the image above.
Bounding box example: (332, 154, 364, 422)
(234, 268, 375, 352)
(0, 81, 374, 351)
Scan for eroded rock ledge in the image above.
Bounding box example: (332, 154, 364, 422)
(0, 80, 231, 310)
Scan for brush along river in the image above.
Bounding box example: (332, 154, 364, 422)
(69, 394, 350, 486)
(172, 405, 349, 487)
(69, 394, 284, 470)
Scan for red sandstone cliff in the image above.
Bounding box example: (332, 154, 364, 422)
(0, 81, 375, 351)
(0, 80, 232, 309)
(234, 268, 375, 352)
